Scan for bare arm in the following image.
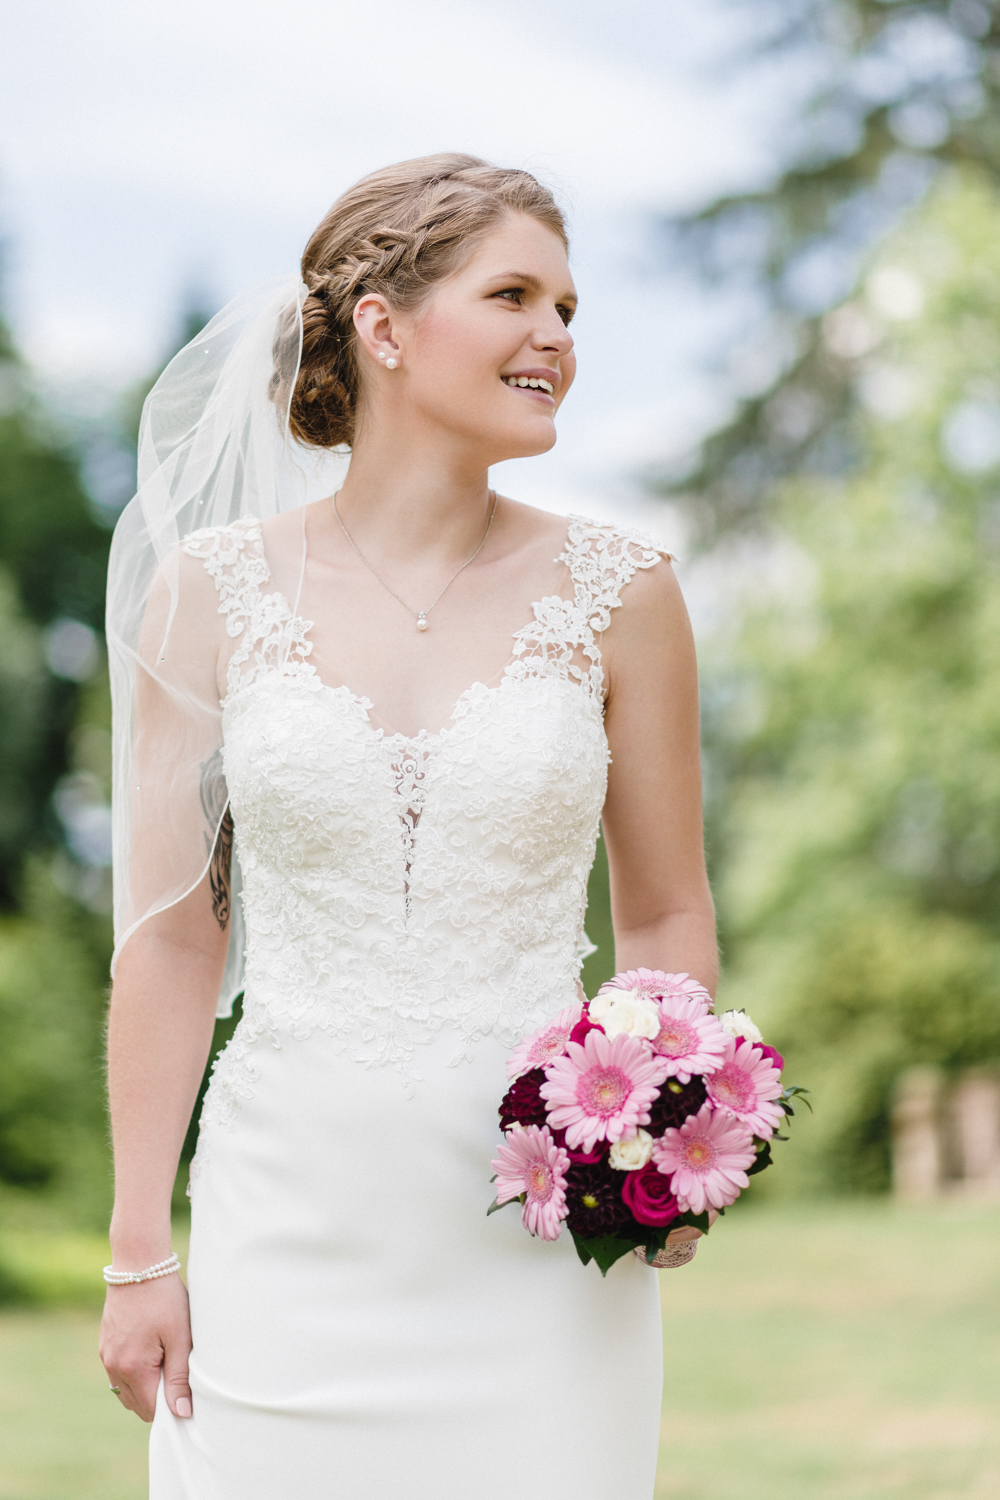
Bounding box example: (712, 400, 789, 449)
(601, 561, 717, 1245)
(601, 559, 717, 993)
(99, 859, 230, 1423)
(100, 553, 233, 1422)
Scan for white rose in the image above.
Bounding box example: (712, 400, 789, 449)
(590, 989, 661, 1041)
(609, 1129, 654, 1172)
(718, 1009, 763, 1045)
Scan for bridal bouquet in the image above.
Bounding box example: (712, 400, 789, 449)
(489, 970, 807, 1275)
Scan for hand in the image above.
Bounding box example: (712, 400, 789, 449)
(99, 1273, 193, 1423)
(665, 1207, 720, 1246)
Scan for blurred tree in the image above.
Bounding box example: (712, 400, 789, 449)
(711, 171, 1000, 1192)
(0, 321, 111, 906)
(664, 0, 1000, 544)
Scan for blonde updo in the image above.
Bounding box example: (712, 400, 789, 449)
(284, 154, 568, 449)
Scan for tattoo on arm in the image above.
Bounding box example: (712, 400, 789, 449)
(199, 750, 233, 931)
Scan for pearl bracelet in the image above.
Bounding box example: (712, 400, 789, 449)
(103, 1251, 181, 1286)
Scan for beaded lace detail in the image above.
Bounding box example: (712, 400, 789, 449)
(181, 515, 666, 1144)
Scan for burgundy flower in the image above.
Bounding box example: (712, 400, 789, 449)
(565, 1160, 630, 1236)
(569, 1011, 602, 1046)
(756, 1042, 784, 1073)
(551, 1128, 604, 1164)
(499, 1069, 548, 1130)
(646, 1074, 707, 1136)
(621, 1162, 680, 1227)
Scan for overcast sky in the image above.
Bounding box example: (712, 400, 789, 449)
(1, 0, 812, 534)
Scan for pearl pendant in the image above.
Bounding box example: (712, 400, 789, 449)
(416, 613, 429, 631)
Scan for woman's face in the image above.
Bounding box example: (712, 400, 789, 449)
(362, 213, 577, 464)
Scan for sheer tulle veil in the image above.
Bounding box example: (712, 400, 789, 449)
(107, 275, 344, 1012)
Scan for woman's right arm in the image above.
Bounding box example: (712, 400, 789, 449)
(99, 881, 229, 1422)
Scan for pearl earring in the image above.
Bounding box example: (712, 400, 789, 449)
(377, 351, 386, 361)
(385, 358, 398, 370)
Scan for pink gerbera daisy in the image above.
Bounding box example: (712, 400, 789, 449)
(507, 1003, 583, 1082)
(652, 1102, 756, 1214)
(599, 969, 712, 1015)
(540, 1029, 670, 1154)
(705, 1036, 784, 1139)
(491, 1124, 570, 1240)
(650, 995, 728, 1082)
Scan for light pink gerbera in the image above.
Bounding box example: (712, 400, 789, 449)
(650, 995, 728, 1082)
(540, 1029, 670, 1154)
(705, 1036, 784, 1139)
(491, 1124, 570, 1240)
(506, 1003, 583, 1082)
(652, 1102, 756, 1214)
(599, 968, 712, 1015)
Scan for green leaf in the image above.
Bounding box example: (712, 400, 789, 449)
(669, 1209, 710, 1235)
(747, 1141, 773, 1177)
(486, 1194, 521, 1217)
(571, 1232, 640, 1275)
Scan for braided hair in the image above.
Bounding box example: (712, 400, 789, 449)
(282, 154, 568, 449)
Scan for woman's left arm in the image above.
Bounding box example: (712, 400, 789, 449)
(601, 559, 718, 997)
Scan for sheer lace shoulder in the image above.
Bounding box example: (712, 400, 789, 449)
(508, 514, 671, 699)
(181, 519, 315, 704)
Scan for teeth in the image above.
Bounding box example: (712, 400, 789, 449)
(504, 376, 555, 394)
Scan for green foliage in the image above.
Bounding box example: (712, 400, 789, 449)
(710, 170, 1000, 1192)
(665, 0, 1000, 543)
(0, 865, 112, 1220)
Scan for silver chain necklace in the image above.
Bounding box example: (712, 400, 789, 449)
(332, 489, 498, 631)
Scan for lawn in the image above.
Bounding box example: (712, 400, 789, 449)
(0, 1198, 997, 1499)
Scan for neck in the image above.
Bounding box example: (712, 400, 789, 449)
(335, 428, 495, 566)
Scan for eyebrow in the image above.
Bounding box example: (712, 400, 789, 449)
(489, 270, 578, 303)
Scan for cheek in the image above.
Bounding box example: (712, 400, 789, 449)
(557, 350, 577, 406)
(418, 310, 496, 393)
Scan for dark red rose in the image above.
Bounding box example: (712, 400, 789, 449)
(621, 1163, 679, 1227)
(498, 1069, 548, 1130)
(757, 1042, 784, 1073)
(734, 1036, 784, 1074)
(569, 1011, 602, 1046)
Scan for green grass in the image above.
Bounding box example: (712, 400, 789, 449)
(0, 1309, 147, 1500)
(0, 1200, 997, 1499)
(657, 1197, 1000, 1499)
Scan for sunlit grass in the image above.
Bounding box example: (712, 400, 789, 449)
(657, 1197, 1000, 1499)
(1, 1201, 997, 1499)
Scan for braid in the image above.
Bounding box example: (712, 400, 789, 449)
(284, 154, 567, 449)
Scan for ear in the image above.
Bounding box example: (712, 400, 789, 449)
(353, 294, 401, 367)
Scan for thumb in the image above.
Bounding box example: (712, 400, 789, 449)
(162, 1336, 193, 1419)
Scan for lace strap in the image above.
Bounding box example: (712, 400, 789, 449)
(560, 515, 671, 634)
(181, 519, 313, 701)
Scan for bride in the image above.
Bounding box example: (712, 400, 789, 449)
(99, 153, 717, 1500)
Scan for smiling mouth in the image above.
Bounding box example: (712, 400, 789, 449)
(503, 376, 555, 395)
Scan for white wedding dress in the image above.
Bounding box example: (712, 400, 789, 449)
(149, 515, 668, 1500)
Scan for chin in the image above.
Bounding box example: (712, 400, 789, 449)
(489, 418, 558, 463)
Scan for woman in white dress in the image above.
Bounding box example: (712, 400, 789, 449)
(99, 154, 717, 1500)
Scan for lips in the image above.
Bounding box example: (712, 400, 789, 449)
(501, 369, 558, 399)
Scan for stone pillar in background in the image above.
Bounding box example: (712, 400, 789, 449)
(950, 1070, 1000, 1195)
(892, 1067, 945, 1199)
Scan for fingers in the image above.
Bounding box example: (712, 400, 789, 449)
(163, 1328, 194, 1419)
(99, 1275, 193, 1423)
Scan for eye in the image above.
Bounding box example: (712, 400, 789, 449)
(492, 287, 525, 305)
(556, 303, 575, 327)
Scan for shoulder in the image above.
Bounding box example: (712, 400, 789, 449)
(181, 516, 263, 562)
(563, 513, 674, 572)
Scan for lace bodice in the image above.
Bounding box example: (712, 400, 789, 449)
(181, 515, 666, 1117)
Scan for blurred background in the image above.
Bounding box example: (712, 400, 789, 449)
(1, 1, 999, 1496)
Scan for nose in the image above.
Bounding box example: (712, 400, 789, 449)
(532, 309, 574, 358)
